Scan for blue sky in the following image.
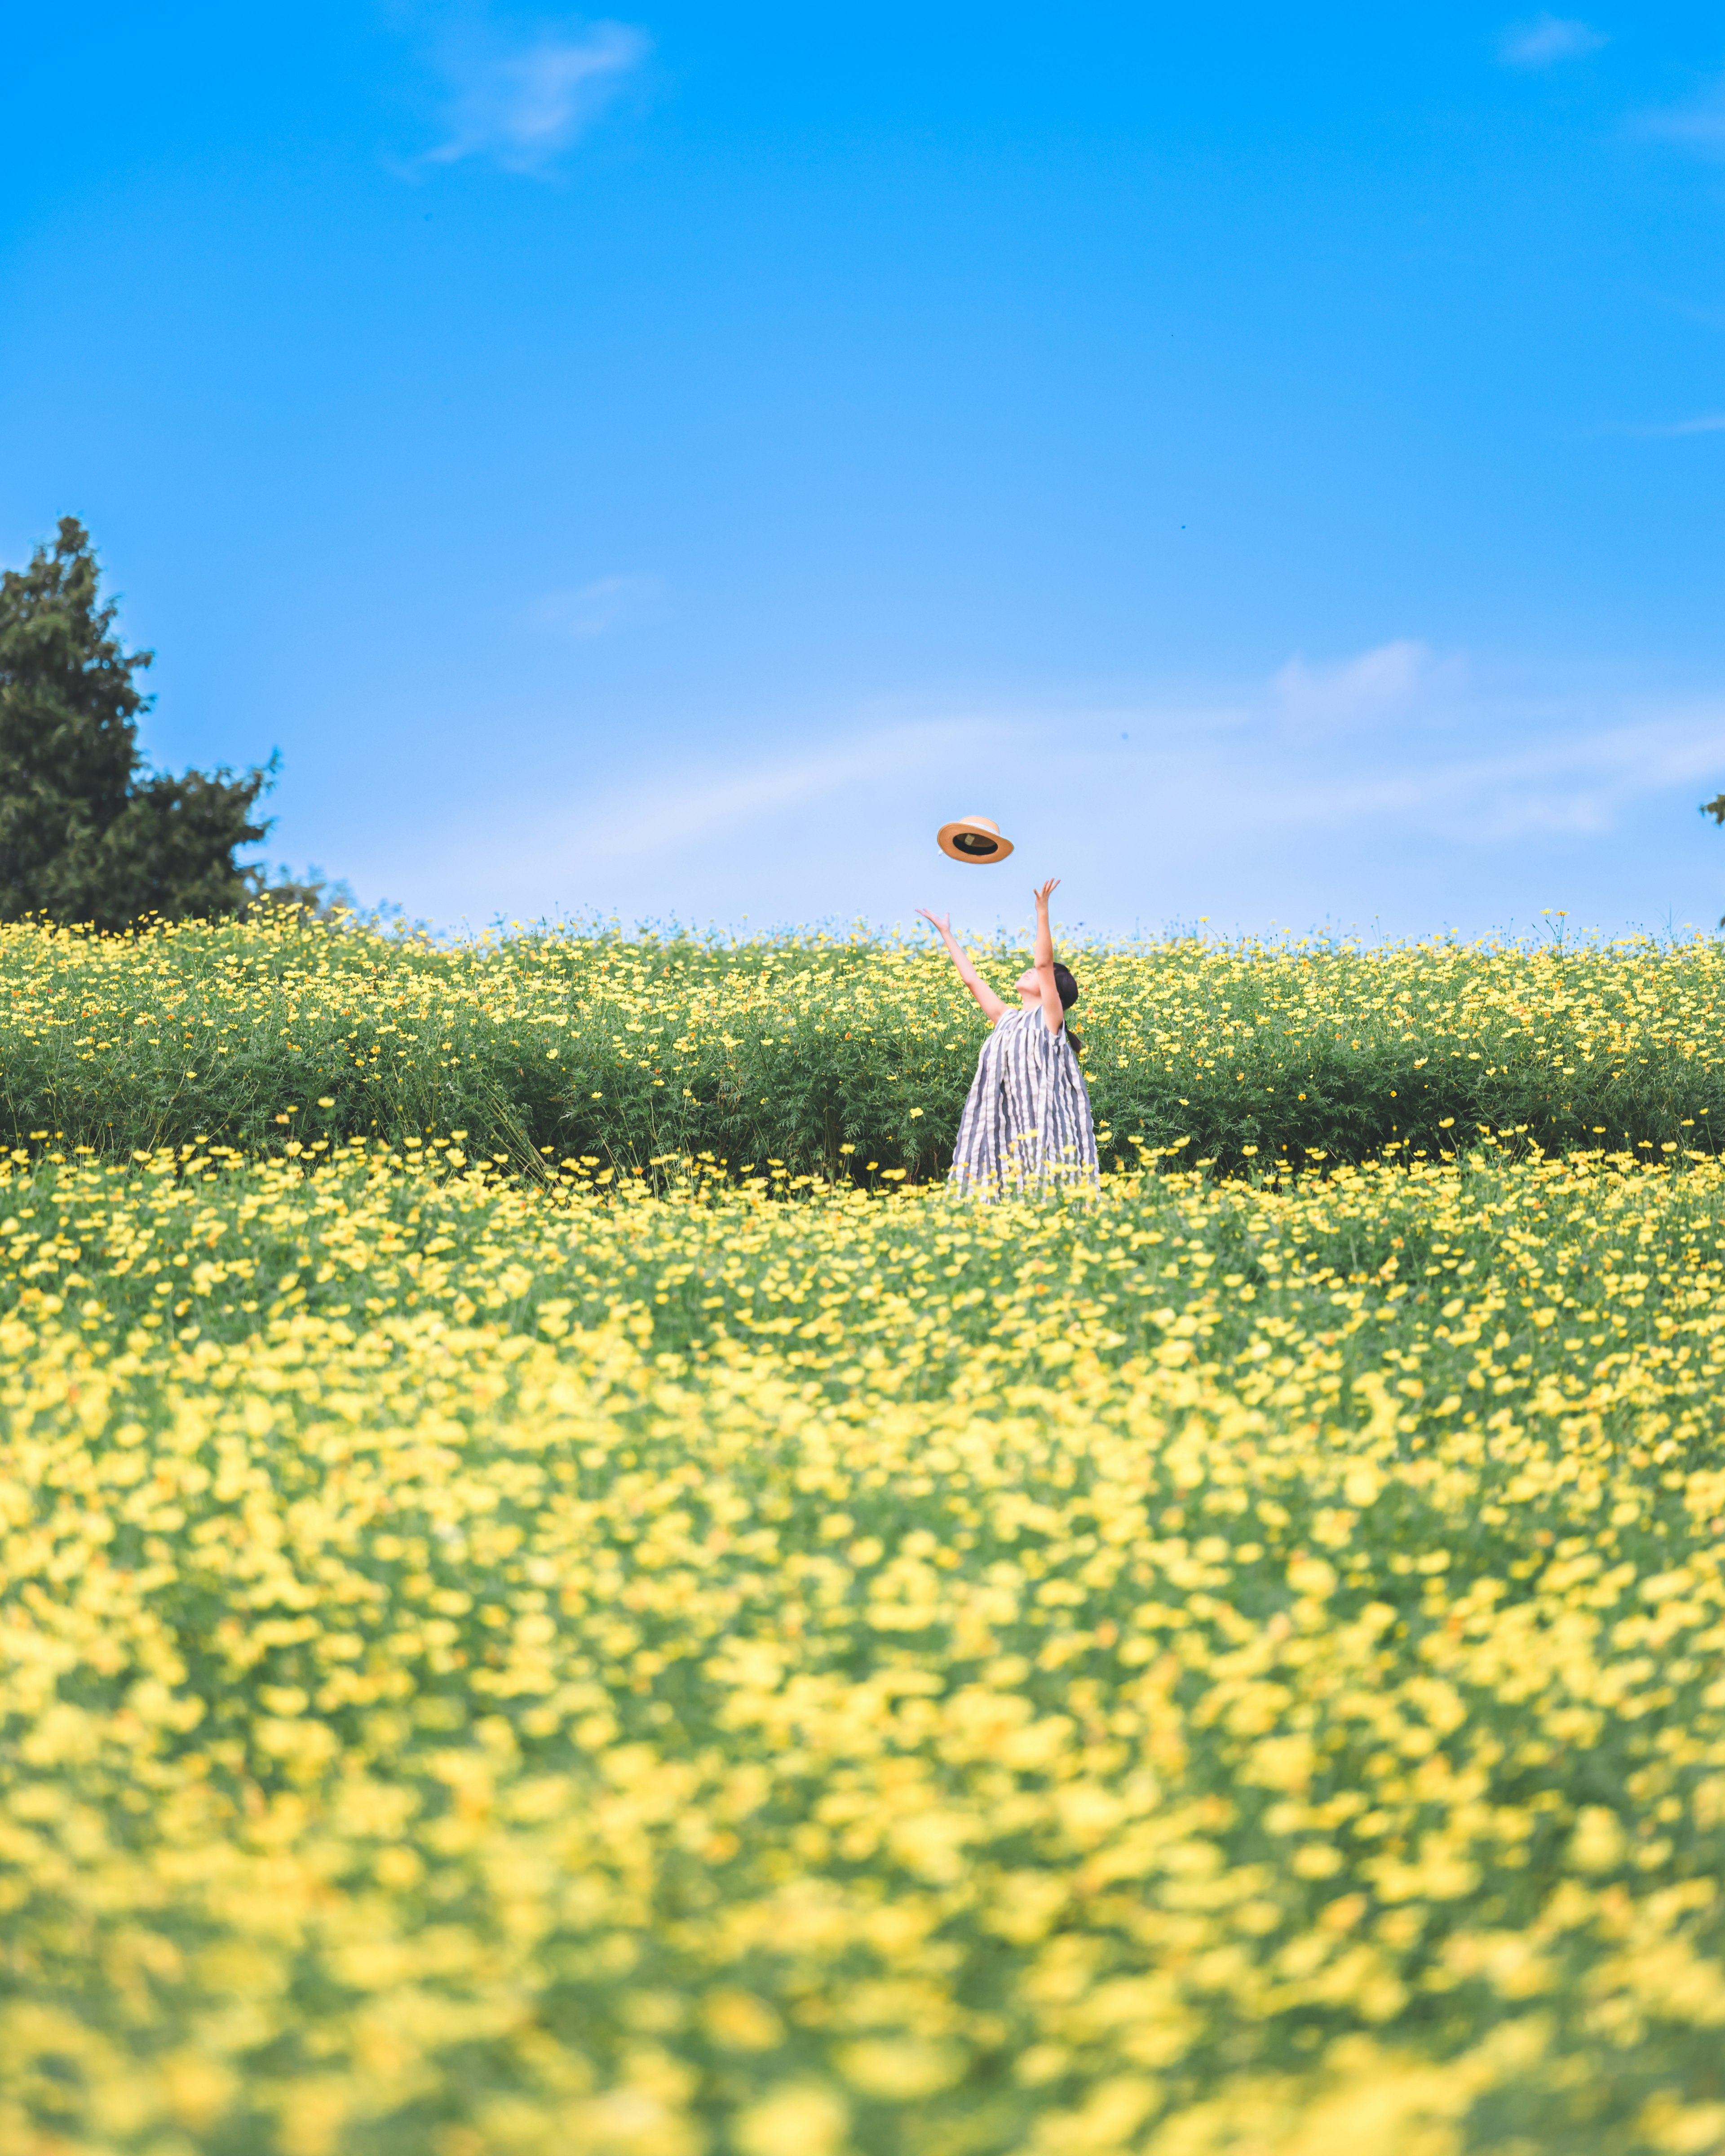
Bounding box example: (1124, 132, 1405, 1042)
(7, 4, 1725, 942)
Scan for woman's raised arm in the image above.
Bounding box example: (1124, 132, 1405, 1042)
(916, 909, 1008, 1022)
(1031, 879, 1066, 1034)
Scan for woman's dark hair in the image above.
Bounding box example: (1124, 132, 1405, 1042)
(1052, 963, 1083, 1053)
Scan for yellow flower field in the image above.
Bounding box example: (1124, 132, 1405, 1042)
(0, 910, 1721, 1175)
(3, 1138, 1725, 2153)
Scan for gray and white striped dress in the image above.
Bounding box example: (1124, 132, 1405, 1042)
(948, 1007, 1099, 1199)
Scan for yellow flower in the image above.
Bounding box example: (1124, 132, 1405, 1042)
(734, 2085, 850, 2156)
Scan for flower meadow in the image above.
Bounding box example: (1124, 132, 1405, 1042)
(1, 912, 1723, 1177)
(4, 1100, 1725, 2152)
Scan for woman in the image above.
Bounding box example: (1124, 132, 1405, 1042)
(917, 878, 1099, 1199)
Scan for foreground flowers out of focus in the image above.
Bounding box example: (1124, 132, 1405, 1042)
(2, 1140, 1725, 2153)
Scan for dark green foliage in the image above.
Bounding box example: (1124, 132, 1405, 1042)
(0, 518, 272, 928)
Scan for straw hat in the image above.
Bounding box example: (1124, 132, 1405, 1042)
(937, 814, 1014, 864)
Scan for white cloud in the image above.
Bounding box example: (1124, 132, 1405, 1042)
(502, 720, 1011, 870)
(347, 644, 1725, 939)
(1074, 651, 1725, 850)
(1638, 77, 1725, 159)
(423, 17, 648, 174)
(530, 574, 663, 638)
(1615, 414, 1725, 439)
(1270, 639, 1460, 729)
(1498, 13, 1607, 66)
(1217, 707, 1725, 844)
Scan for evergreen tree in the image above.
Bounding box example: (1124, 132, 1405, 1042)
(0, 518, 273, 928)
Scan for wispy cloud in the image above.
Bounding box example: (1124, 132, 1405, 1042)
(1056, 656, 1725, 862)
(1498, 13, 1607, 66)
(1598, 414, 1725, 439)
(508, 649, 1725, 863)
(1209, 706, 1725, 845)
(370, 643, 1725, 937)
(421, 16, 648, 174)
(529, 574, 663, 638)
(552, 721, 1009, 866)
(1638, 76, 1725, 159)
(1270, 639, 1464, 729)
(1070, 645, 1725, 848)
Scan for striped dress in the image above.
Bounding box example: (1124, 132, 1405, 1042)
(948, 1007, 1099, 1200)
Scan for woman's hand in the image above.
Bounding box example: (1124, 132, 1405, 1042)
(916, 908, 954, 937)
(1032, 878, 1060, 910)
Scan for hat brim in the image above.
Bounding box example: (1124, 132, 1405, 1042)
(937, 822, 1015, 864)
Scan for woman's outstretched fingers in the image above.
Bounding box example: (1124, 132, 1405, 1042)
(916, 909, 952, 935)
(1033, 878, 1060, 906)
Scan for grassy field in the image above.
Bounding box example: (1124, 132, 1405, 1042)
(1, 913, 1723, 1178)
(4, 1112, 1725, 2152)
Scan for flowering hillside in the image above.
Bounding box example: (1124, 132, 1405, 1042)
(0, 915, 1720, 1176)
